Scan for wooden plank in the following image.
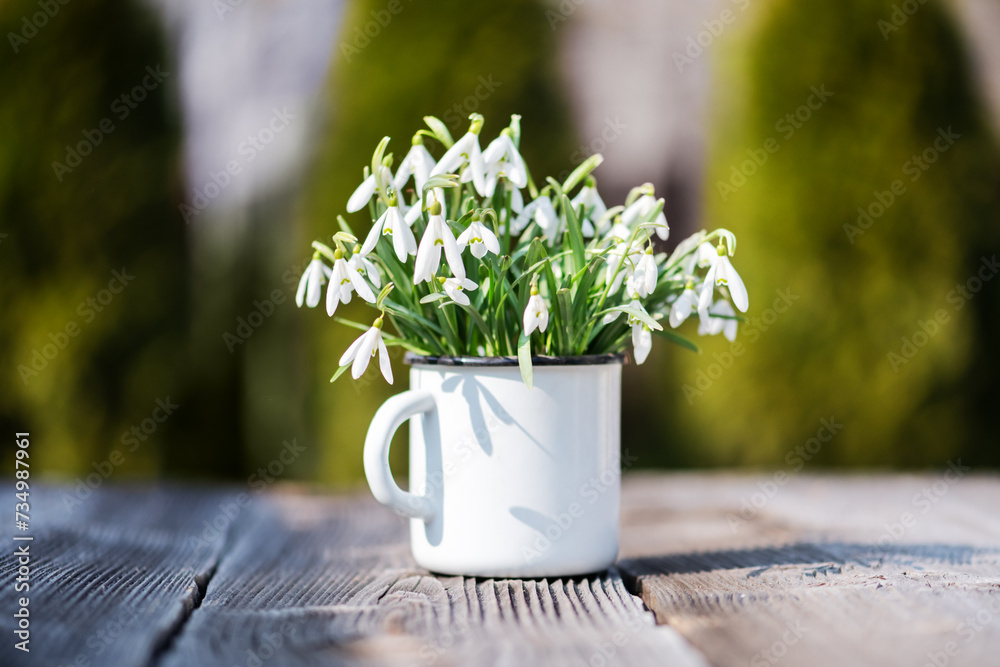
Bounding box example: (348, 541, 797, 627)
(0, 484, 238, 667)
(617, 472, 1000, 667)
(156, 491, 710, 667)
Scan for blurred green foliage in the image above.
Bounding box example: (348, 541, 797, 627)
(299, 0, 576, 484)
(3, 0, 997, 485)
(664, 0, 1000, 467)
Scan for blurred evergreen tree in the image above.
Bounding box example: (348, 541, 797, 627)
(668, 0, 1000, 467)
(0, 0, 245, 480)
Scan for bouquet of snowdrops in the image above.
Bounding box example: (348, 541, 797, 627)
(296, 113, 748, 387)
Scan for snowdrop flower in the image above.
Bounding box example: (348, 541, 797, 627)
(361, 192, 417, 262)
(698, 245, 749, 313)
(571, 179, 607, 237)
(348, 245, 381, 289)
(523, 286, 549, 335)
(431, 114, 486, 196)
(414, 200, 465, 283)
(457, 214, 500, 259)
(326, 248, 376, 317)
(482, 128, 527, 195)
(513, 195, 559, 238)
(621, 193, 669, 240)
(632, 324, 652, 365)
(441, 276, 478, 306)
(393, 135, 436, 194)
(347, 164, 394, 213)
(669, 283, 700, 328)
(295, 255, 328, 308)
(698, 299, 738, 342)
(339, 316, 393, 383)
(627, 248, 658, 298)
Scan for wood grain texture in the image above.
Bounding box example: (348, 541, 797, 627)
(157, 491, 708, 667)
(0, 484, 237, 667)
(5, 472, 999, 667)
(617, 472, 1000, 667)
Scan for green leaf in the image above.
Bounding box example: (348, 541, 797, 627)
(330, 364, 352, 383)
(424, 173, 460, 191)
(561, 153, 604, 194)
(517, 332, 533, 389)
(556, 288, 573, 352)
(311, 240, 336, 263)
(562, 195, 586, 272)
(651, 328, 701, 353)
(337, 215, 354, 236)
(371, 136, 391, 191)
(423, 116, 454, 148)
(420, 292, 448, 304)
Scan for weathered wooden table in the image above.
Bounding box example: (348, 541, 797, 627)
(4, 471, 999, 666)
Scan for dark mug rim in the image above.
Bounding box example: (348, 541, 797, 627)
(403, 352, 626, 367)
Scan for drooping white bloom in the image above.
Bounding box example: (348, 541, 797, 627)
(403, 186, 446, 227)
(348, 247, 381, 289)
(621, 194, 669, 240)
(571, 181, 607, 237)
(361, 198, 417, 262)
(627, 249, 658, 298)
(457, 217, 501, 259)
(512, 195, 559, 238)
(295, 257, 328, 308)
(632, 324, 652, 364)
(523, 289, 549, 335)
(442, 276, 478, 306)
(431, 129, 486, 196)
(698, 246, 749, 313)
(414, 206, 465, 284)
(393, 138, 436, 194)
(339, 318, 393, 383)
(481, 130, 527, 194)
(326, 250, 376, 316)
(669, 284, 700, 328)
(698, 299, 738, 342)
(347, 165, 393, 213)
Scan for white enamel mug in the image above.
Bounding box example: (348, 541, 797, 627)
(363, 354, 623, 578)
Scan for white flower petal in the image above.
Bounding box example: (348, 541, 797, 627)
(377, 335, 393, 384)
(347, 174, 376, 213)
(351, 328, 378, 379)
(633, 325, 652, 364)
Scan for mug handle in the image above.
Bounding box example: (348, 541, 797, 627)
(363, 389, 436, 522)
